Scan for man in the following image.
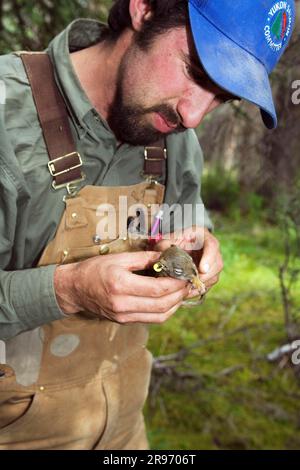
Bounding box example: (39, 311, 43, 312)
(0, 0, 295, 450)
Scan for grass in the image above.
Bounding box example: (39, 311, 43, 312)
(145, 216, 300, 450)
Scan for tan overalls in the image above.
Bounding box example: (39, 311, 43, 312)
(0, 53, 166, 450)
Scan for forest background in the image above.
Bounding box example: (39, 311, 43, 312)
(1, 0, 300, 449)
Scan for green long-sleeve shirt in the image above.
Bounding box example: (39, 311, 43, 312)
(0, 19, 212, 341)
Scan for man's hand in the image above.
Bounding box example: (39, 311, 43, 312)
(197, 227, 223, 289)
(155, 226, 223, 291)
(54, 251, 190, 324)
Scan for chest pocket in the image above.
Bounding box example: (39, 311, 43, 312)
(65, 197, 88, 230)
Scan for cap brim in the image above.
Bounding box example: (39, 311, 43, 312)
(188, 2, 277, 129)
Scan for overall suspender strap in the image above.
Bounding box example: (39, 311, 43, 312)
(20, 52, 167, 188)
(143, 140, 167, 183)
(20, 52, 84, 191)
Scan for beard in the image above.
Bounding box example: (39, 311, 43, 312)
(107, 62, 186, 146)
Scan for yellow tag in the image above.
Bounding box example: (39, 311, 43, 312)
(153, 262, 163, 273)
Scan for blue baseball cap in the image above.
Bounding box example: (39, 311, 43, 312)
(188, 0, 296, 128)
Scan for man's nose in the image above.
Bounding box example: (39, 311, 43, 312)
(177, 89, 216, 129)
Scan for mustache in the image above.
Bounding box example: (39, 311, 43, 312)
(147, 104, 186, 132)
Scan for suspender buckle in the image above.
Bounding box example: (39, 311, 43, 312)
(140, 173, 160, 185)
(142, 146, 167, 184)
(144, 147, 167, 161)
(48, 152, 85, 196)
(48, 152, 83, 178)
(62, 180, 85, 201)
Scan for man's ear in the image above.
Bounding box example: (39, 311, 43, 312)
(129, 0, 153, 32)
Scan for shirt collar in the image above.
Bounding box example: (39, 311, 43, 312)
(47, 19, 112, 140)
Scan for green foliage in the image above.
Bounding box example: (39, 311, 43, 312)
(201, 167, 266, 222)
(0, 0, 112, 53)
(240, 192, 264, 219)
(275, 179, 300, 333)
(145, 217, 300, 450)
(201, 167, 240, 215)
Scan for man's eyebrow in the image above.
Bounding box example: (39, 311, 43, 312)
(181, 51, 241, 102)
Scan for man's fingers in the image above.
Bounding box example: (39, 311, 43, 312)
(204, 275, 220, 289)
(199, 260, 217, 281)
(199, 230, 223, 277)
(109, 287, 189, 314)
(111, 273, 188, 299)
(113, 250, 161, 271)
(115, 302, 183, 324)
(199, 241, 218, 274)
(155, 227, 205, 253)
(186, 288, 201, 299)
(154, 238, 172, 252)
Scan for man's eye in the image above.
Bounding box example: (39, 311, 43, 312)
(185, 63, 194, 78)
(222, 97, 234, 103)
(185, 63, 209, 86)
(219, 95, 241, 103)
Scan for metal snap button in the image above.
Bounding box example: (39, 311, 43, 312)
(99, 245, 110, 255)
(93, 235, 101, 245)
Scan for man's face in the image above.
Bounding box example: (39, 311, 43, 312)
(107, 26, 236, 145)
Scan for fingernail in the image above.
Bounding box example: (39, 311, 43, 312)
(202, 263, 210, 274)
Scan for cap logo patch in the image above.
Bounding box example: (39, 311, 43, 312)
(264, 1, 293, 51)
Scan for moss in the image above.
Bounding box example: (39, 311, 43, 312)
(145, 219, 300, 450)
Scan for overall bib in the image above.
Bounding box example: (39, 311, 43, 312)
(0, 53, 166, 450)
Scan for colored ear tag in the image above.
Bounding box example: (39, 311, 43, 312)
(153, 262, 163, 273)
